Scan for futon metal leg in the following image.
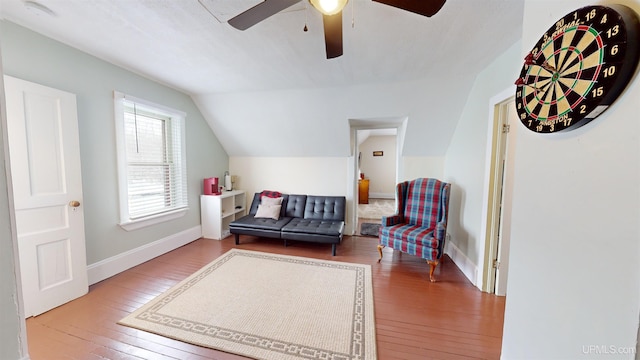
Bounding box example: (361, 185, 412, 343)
(377, 244, 384, 262)
(332, 244, 336, 256)
(234, 233, 240, 245)
(427, 260, 439, 283)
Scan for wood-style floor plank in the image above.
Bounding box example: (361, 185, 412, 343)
(26, 235, 505, 359)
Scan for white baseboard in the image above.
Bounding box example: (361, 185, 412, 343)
(444, 239, 479, 288)
(87, 226, 202, 285)
(369, 192, 394, 199)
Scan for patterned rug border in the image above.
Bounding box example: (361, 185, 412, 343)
(118, 249, 377, 360)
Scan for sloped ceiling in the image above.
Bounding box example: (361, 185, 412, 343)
(0, 0, 525, 156)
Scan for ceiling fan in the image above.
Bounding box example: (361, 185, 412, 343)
(227, 0, 447, 59)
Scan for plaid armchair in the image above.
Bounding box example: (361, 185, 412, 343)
(377, 178, 451, 282)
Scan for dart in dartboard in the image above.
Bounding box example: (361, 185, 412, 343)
(524, 52, 558, 73)
(514, 75, 544, 92)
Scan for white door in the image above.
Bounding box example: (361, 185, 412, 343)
(4, 76, 88, 317)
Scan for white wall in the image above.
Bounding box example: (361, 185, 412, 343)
(501, 0, 640, 358)
(229, 157, 349, 198)
(402, 156, 444, 181)
(444, 40, 523, 285)
(230, 156, 352, 230)
(194, 70, 470, 158)
(359, 135, 396, 198)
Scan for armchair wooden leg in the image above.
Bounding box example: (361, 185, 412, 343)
(427, 260, 439, 283)
(377, 244, 384, 263)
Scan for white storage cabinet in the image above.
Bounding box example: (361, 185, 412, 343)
(201, 190, 246, 240)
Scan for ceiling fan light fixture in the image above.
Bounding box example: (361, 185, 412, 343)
(309, 0, 348, 16)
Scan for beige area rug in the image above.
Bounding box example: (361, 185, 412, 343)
(358, 199, 396, 220)
(118, 249, 377, 360)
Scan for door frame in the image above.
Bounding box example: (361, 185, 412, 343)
(480, 87, 515, 294)
(347, 117, 406, 235)
(0, 62, 29, 358)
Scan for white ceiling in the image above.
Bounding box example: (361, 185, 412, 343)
(0, 0, 525, 158)
(357, 128, 396, 145)
(0, 0, 525, 95)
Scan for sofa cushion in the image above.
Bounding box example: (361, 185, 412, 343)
(284, 195, 307, 218)
(282, 218, 344, 237)
(254, 204, 281, 220)
(246, 193, 289, 218)
(303, 196, 345, 221)
(229, 214, 293, 232)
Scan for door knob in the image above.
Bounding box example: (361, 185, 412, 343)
(69, 200, 81, 207)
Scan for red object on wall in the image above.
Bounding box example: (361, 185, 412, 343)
(203, 177, 220, 195)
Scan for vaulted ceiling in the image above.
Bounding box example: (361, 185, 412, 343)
(0, 0, 525, 156)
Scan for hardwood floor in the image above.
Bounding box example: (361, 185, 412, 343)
(26, 235, 505, 359)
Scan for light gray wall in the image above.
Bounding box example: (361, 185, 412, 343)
(0, 20, 228, 264)
(501, 0, 640, 358)
(444, 40, 522, 280)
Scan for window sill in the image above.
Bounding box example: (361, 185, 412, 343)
(119, 208, 188, 231)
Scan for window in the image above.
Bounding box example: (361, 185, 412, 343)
(114, 92, 188, 230)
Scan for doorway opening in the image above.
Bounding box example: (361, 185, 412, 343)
(348, 118, 406, 236)
(356, 128, 397, 235)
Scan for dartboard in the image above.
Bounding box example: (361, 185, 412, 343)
(515, 5, 640, 133)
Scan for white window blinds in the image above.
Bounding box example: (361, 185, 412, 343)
(114, 92, 188, 227)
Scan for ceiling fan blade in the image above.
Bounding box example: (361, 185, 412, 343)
(373, 0, 446, 17)
(228, 0, 301, 30)
(323, 12, 343, 59)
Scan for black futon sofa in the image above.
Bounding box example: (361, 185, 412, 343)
(229, 193, 346, 255)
